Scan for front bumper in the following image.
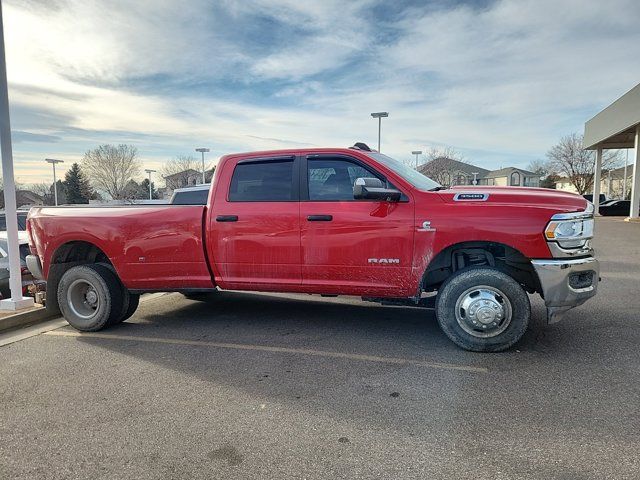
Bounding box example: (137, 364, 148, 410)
(531, 256, 599, 324)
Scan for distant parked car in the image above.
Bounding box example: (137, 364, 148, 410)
(599, 200, 631, 216)
(0, 211, 29, 231)
(0, 231, 45, 299)
(583, 194, 607, 204)
(169, 184, 210, 205)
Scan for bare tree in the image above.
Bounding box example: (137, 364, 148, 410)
(424, 146, 465, 163)
(419, 146, 470, 187)
(82, 144, 141, 200)
(527, 159, 550, 176)
(29, 182, 55, 205)
(546, 133, 622, 195)
(161, 155, 207, 189)
(526, 159, 559, 189)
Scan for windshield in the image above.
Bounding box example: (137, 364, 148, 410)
(365, 152, 441, 191)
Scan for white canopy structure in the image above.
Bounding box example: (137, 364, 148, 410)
(584, 83, 640, 219)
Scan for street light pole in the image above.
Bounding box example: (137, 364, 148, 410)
(472, 172, 479, 186)
(145, 168, 156, 200)
(370, 112, 389, 152)
(45, 158, 64, 205)
(411, 150, 422, 169)
(195, 148, 210, 184)
(0, 1, 34, 310)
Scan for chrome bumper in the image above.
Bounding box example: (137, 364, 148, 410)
(26, 255, 44, 280)
(531, 257, 599, 324)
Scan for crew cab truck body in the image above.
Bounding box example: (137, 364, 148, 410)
(26, 147, 599, 351)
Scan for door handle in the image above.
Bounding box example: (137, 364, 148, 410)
(307, 215, 333, 221)
(216, 215, 238, 222)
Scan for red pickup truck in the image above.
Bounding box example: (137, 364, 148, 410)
(26, 145, 599, 351)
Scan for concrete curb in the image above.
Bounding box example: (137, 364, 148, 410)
(0, 292, 168, 335)
(0, 306, 59, 333)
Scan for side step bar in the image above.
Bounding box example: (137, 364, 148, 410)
(361, 296, 436, 309)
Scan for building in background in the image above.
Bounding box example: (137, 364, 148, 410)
(418, 159, 541, 188)
(555, 166, 633, 199)
(160, 168, 215, 199)
(478, 167, 540, 187)
(0, 190, 43, 209)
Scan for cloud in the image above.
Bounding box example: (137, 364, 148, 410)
(4, 0, 640, 184)
(11, 131, 61, 143)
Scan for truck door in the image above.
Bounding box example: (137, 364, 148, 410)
(208, 155, 301, 288)
(299, 154, 415, 296)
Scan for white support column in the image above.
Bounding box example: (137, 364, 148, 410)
(629, 125, 640, 219)
(0, 1, 34, 310)
(592, 147, 602, 214)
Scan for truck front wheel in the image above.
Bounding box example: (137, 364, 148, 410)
(58, 264, 124, 332)
(435, 267, 530, 352)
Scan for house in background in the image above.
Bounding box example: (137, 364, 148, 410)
(555, 166, 633, 199)
(478, 167, 540, 187)
(417, 158, 490, 186)
(418, 159, 541, 188)
(160, 168, 215, 199)
(0, 190, 44, 209)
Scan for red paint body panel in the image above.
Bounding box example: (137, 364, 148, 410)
(300, 200, 415, 296)
(28, 206, 214, 290)
(27, 148, 590, 298)
(207, 155, 301, 288)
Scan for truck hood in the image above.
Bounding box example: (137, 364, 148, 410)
(436, 186, 588, 213)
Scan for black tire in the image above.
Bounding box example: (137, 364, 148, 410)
(435, 267, 530, 352)
(120, 293, 140, 322)
(57, 264, 124, 332)
(92, 263, 138, 324)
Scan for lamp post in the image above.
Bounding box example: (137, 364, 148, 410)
(195, 148, 210, 184)
(370, 112, 389, 152)
(45, 158, 64, 205)
(472, 172, 479, 186)
(145, 168, 156, 200)
(411, 150, 422, 169)
(0, 1, 34, 310)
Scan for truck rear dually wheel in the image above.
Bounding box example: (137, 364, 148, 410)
(435, 267, 530, 352)
(93, 262, 138, 324)
(58, 264, 124, 332)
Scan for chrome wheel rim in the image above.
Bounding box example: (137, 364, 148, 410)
(67, 279, 100, 319)
(454, 285, 512, 338)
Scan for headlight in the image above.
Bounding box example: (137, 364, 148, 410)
(544, 205, 594, 249)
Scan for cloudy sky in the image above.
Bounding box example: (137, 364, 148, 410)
(4, 0, 640, 184)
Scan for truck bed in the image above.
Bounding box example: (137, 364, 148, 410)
(28, 205, 215, 290)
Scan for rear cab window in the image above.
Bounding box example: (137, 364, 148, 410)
(171, 189, 209, 205)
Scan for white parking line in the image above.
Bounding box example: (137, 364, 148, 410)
(43, 330, 489, 374)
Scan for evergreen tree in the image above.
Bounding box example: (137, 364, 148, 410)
(63, 163, 94, 204)
(140, 178, 159, 199)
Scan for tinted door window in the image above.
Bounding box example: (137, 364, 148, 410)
(229, 160, 294, 201)
(308, 159, 379, 201)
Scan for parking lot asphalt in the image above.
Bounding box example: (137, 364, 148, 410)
(1, 217, 639, 479)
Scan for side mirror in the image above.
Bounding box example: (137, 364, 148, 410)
(353, 177, 401, 202)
